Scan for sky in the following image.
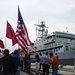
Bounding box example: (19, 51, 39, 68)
(0, 0, 75, 53)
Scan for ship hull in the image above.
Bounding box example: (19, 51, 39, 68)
(30, 50, 75, 66)
(58, 50, 75, 65)
(59, 59, 75, 65)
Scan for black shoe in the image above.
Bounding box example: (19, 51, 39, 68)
(39, 69, 41, 71)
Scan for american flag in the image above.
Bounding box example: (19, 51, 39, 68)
(16, 7, 32, 54)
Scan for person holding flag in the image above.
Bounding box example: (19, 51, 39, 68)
(6, 6, 32, 55)
(5, 6, 32, 75)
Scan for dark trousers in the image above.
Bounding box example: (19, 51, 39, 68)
(39, 63, 42, 70)
(21, 60, 23, 71)
(26, 60, 31, 73)
(42, 64, 49, 75)
(0, 65, 2, 72)
(2, 73, 13, 75)
(24, 59, 27, 70)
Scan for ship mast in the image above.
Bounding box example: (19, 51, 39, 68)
(34, 21, 48, 40)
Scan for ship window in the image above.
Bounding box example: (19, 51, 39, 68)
(50, 44, 51, 47)
(70, 39, 72, 41)
(56, 48, 57, 51)
(43, 51, 45, 54)
(54, 49, 55, 52)
(42, 52, 44, 54)
(57, 48, 58, 51)
(65, 46, 68, 51)
(57, 48, 59, 51)
(52, 43, 53, 46)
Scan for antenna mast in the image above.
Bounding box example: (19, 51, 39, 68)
(66, 27, 68, 32)
(34, 21, 48, 40)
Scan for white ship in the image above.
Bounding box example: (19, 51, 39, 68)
(29, 21, 75, 66)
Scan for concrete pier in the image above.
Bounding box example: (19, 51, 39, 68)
(20, 64, 75, 75)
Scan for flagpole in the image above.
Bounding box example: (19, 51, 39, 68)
(5, 37, 7, 49)
(5, 20, 7, 49)
(17, 9, 19, 50)
(18, 43, 19, 49)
